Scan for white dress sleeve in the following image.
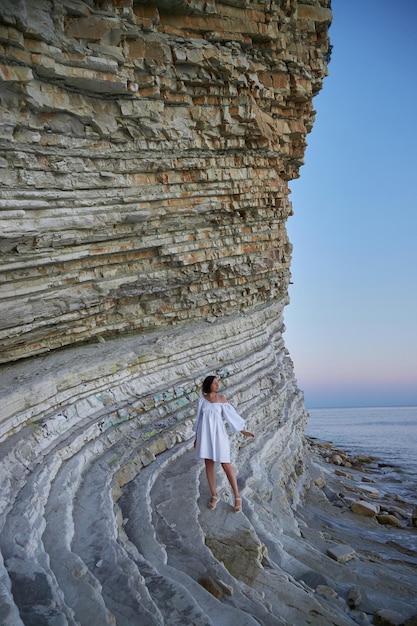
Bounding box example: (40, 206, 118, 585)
(193, 396, 204, 433)
(221, 403, 246, 434)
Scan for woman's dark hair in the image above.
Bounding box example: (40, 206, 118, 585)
(202, 375, 216, 394)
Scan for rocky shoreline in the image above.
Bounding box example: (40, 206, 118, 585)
(292, 438, 417, 625)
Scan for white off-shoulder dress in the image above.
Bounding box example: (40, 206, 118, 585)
(193, 396, 246, 463)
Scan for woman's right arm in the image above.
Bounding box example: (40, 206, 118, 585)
(193, 396, 204, 433)
(193, 397, 204, 446)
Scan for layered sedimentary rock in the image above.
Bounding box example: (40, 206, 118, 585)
(0, 1, 334, 624)
(0, 0, 331, 363)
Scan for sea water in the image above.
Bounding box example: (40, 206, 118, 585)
(306, 406, 417, 506)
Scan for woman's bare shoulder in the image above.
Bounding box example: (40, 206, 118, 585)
(218, 394, 228, 403)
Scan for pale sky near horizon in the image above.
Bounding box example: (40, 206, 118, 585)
(284, 0, 417, 409)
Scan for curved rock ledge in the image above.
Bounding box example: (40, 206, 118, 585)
(0, 302, 337, 625)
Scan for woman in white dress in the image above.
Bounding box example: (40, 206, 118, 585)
(193, 375, 254, 512)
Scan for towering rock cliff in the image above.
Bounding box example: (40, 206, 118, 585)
(0, 0, 331, 365)
(0, 1, 335, 624)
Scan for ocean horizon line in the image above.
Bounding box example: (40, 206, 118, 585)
(306, 404, 417, 410)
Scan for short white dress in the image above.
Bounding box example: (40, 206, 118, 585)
(193, 396, 246, 463)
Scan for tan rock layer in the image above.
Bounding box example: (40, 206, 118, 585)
(0, 0, 331, 364)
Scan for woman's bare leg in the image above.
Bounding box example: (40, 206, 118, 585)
(205, 459, 218, 509)
(221, 462, 239, 500)
(205, 459, 217, 497)
(221, 463, 242, 511)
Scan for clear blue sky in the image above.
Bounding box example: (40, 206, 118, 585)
(284, 0, 417, 408)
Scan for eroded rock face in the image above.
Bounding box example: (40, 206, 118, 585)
(0, 0, 330, 364)
(0, 1, 333, 624)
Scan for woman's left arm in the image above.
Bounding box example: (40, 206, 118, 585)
(222, 403, 252, 435)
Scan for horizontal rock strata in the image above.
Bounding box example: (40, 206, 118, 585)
(0, 0, 331, 363)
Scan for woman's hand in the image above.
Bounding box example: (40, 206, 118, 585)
(241, 430, 255, 438)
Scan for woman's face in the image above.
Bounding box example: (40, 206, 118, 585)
(210, 378, 219, 392)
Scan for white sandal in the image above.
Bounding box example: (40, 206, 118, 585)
(208, 495, 218, 510)
(234, 497, 242, 513)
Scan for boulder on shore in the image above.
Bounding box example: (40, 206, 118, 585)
(350, 500, 379, 517)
